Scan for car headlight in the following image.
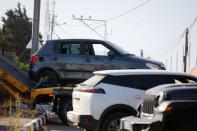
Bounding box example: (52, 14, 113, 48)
(146, 63, 161, 70)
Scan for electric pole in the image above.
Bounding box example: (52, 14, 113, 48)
(183, 28, 189, 72)
(50, 0, 56, 40)
(73, 16, 107, 40)
(196, 56, 197, 65)
(140, 49, 143, 57)
(165, 58, 168, 70)
(31, 0, 41, 55)
(170, 56, 172, 71)
(176, 52, 178, 71)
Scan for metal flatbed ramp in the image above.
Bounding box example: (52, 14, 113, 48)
(0, 55, 36, 89)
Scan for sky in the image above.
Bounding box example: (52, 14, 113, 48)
(0, 0, 197, 72)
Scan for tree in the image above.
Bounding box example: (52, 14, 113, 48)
(1, 3, 32, 57)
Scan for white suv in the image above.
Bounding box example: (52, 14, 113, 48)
(67, 69, 197, 131)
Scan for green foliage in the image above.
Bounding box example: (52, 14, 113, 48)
(0, 2, 32, 56)
(16, 57, 29, 72)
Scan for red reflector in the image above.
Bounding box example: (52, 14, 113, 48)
(31, 55, 39, 64)
(165, 106, 172, 111)
(48, 94, 53, 97)
(84, 88, 96, 93)
(83, 116, 92, 124)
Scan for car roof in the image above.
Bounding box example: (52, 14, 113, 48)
(93, 69, 197, 77)
(47, 38, 108, 43)
(146, 83, 197, 95)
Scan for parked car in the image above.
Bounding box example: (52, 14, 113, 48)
(67, 69, 197, 131)
(29, 39, 165, 86)
(120, 84, 197, 131)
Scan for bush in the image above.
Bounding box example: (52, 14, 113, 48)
(16, 57, 29, 72)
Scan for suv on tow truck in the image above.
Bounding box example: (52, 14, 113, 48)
(120, 84, 197, 131)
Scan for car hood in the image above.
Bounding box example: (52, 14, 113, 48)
(126, 54, 165, 68)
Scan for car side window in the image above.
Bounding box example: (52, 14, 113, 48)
(54, 41, 81, 55)
(84, 43, 111, 56)
(101, 75, 175, 90)
(92, 44, 110, 56)
(133, 75, 175, 90)
(101, 75, 135, 87)
(173, 76, 197, 84)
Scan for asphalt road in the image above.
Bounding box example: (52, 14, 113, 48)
(44, 116, 83, 131)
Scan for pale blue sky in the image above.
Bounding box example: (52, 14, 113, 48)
(0, 0, 197, 71)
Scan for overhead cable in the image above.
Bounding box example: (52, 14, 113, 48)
(189, 15, 197, 30)
(56, 24, 73, 37)
(107, 0, 152, 21)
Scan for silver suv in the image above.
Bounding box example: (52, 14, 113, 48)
(29, 39, 165, 86)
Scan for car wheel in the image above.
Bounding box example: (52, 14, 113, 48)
(38, 70, 59, 87)
(58, 97, 73, 125)
(101, 112, 129, 131)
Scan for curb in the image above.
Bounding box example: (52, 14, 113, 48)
(20, 113, 47, 131)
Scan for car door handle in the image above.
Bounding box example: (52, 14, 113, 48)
(53, 57, 58, 61)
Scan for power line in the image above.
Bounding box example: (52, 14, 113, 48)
(189, 15, 197, 30)
(107, 0, 152, 21)
(59, 0, 152, 30)
(56, 24, 73, 38)
(163, 30, 186, 55)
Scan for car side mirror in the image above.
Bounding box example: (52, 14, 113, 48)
(107, 51, 115, 57)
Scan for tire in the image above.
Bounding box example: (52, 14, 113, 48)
(58, 97, 73, 125)
(38, 70, 59, 87)
(101, 112, 129, 131)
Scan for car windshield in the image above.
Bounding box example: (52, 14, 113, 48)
(107, 41, 131, 55)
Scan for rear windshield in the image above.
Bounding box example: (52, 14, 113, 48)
(82, 75, 105, 87)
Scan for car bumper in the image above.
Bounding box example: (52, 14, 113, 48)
(67, 111, 98, 130)
(120, 116, 162, 131)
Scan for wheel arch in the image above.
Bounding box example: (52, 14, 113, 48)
(37, 67, 60, 80)
(32, 94, 53, 108)
(98, 104, 137, 130)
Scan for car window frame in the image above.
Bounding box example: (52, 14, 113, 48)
(80, 41, 121, 57)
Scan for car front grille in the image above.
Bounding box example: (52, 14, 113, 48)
(142, 94, 158, 114)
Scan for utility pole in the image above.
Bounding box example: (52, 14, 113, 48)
(50, 0, 56, 40)
(44, 0, 50, 40)
(188, 42, 191, 70)
(183, 28, 189, 72)
(196, 56, 197, 65)
(176, 52, 178, 72)
(170, 56, 172, 71)
(140, 49, 143, 57)
(73, 16, 107, 40)
(31, 0, 41, 55)
(165, 58, 168, 70)
(182, 46, 185, 72)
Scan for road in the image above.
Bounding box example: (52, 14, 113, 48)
(44, 115, 83, 131)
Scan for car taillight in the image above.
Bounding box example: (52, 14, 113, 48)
(74, 87, 105, 94)
(31, 54, 39, 64)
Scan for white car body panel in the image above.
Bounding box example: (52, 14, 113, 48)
(122, 87, 145, 110)
(72, 83, 144, 120)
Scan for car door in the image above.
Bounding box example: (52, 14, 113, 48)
(52, 40, 84, 80)
(81, 41, 120, 79)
